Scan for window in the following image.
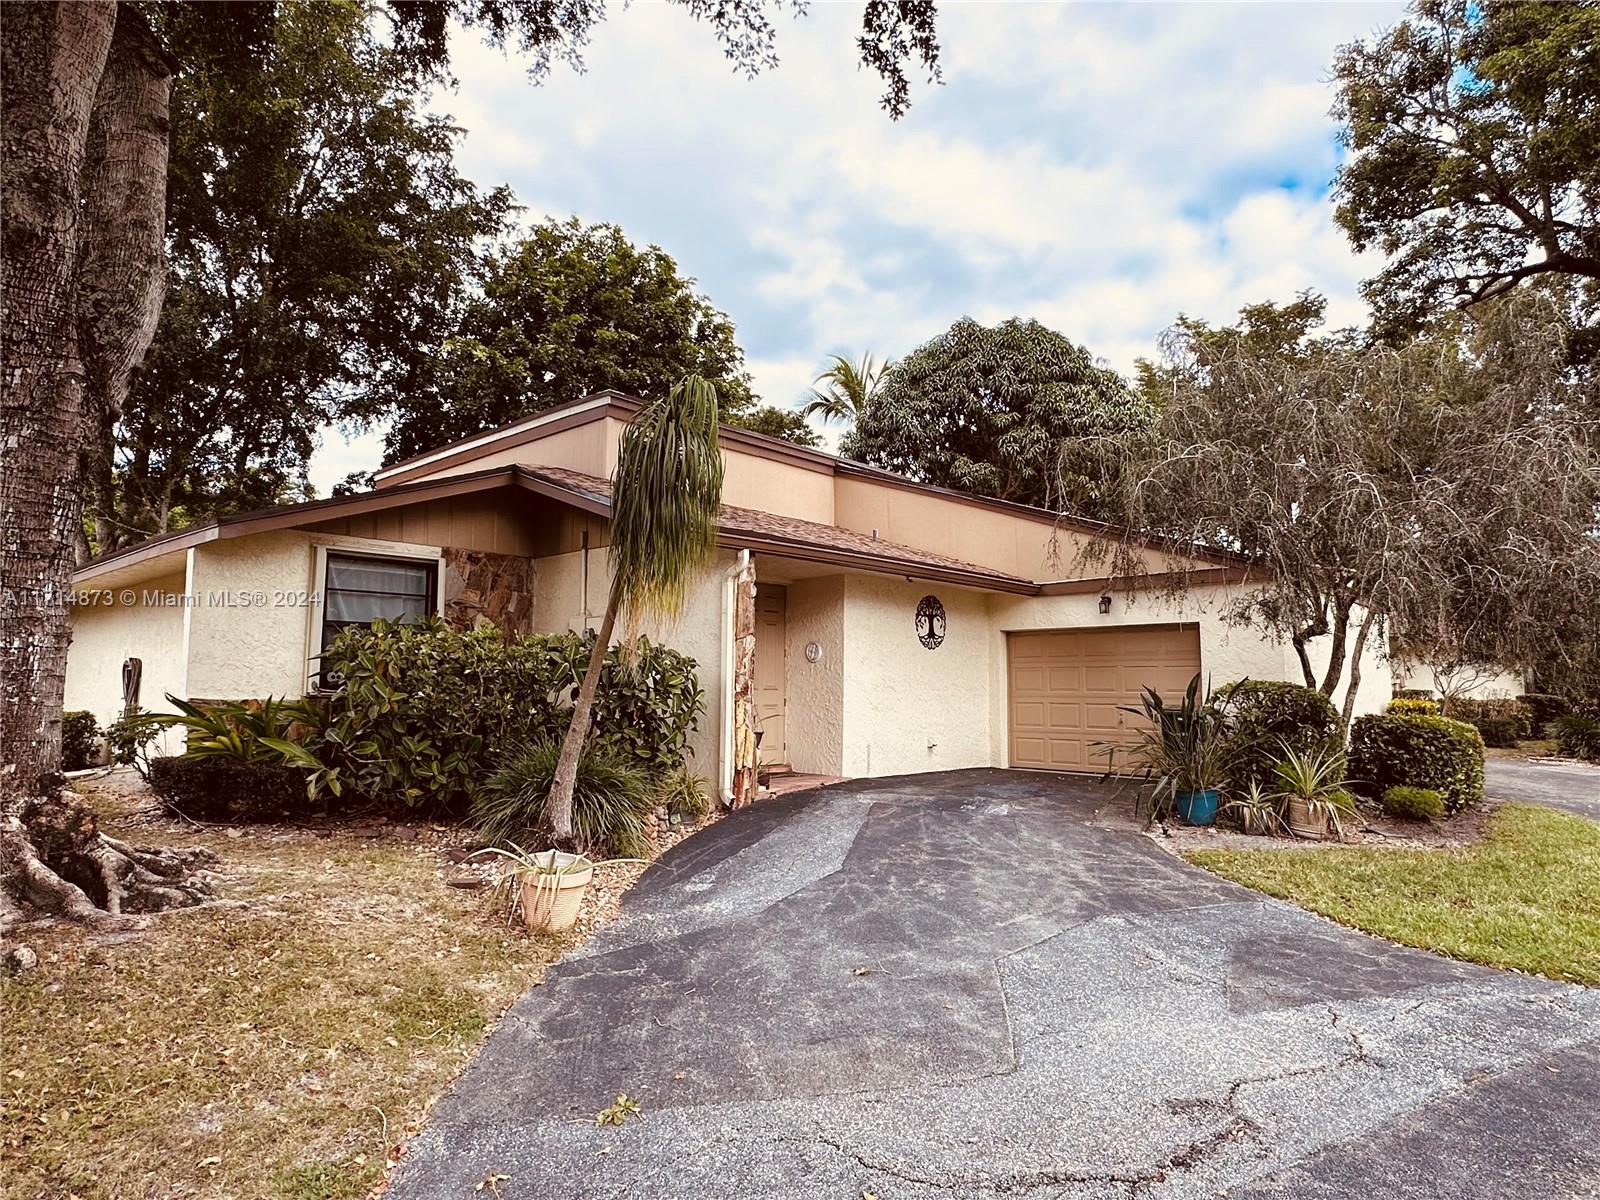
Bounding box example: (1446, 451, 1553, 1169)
(319, 554, 437, 686)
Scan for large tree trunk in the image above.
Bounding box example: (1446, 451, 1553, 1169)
(2, 2, 210, 935)
(545, 596, 621, 842)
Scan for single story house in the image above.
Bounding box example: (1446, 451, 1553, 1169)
(67, 390, 1390, 803)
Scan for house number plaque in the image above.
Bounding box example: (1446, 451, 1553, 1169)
(915, 595, 946, 649)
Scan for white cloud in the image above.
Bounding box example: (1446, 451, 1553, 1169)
(321, 1, 1408, 489)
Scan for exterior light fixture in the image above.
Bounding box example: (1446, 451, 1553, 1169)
(1098, 593, 1113, 614)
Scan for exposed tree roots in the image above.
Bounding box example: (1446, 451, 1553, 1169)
(0, 790, 216, 935)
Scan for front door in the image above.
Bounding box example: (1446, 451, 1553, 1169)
(754, 585, 787, 766)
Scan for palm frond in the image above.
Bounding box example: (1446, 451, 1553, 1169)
(608, 374, 725, 623)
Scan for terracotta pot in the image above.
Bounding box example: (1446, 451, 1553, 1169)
(517, 851, 593, 933)
(1287, 796, 1329, 841)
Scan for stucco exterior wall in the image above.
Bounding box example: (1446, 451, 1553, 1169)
(782, 576, 845, 775)
(1391, 659, 1525, 700)
(721, 448, 835, 524)
(183, 533, 321, 700)
(64, 571, 190, 757)
(532, 546, 735, 782)
(840, 576, 994, 777)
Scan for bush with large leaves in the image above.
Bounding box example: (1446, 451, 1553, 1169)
(311, 619, 703, 810)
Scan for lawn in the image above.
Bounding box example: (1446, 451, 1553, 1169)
(1186, 803, 1600, 986)
(0, 782, 574, 1200)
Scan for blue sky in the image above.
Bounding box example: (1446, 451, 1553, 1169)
(310, 0, 1403, 491)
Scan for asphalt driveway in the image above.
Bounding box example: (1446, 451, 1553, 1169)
(389, 771, 1600, 1199)
(1485, 756, 1600, 820)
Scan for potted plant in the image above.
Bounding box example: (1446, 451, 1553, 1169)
(1269, 741, 1357, 840)
(470, 844, 610, 934)
(1097, 674, 1228, 827)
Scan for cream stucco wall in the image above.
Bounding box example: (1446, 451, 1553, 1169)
(721, 449, 835, 524)
(1391, 659, 1525, 700)
(839, 576, 995, 778)
(64, 570, 190, 757)
(532, 545, 736, 781)
(782, 576, 845, 775)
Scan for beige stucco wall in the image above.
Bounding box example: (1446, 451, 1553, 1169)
(412, 416, 618, 484)
(64, 570, 190, 757)
(532, 546, 736, 782)
(721, 448, 834, 524)
(839, 576, 995, 778)
(783, 576, 845, 775)
(183, 534, 321, 700)
(1391, 659, 1525, 700)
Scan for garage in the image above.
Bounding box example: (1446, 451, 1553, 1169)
(1006, 625, 1202, 772)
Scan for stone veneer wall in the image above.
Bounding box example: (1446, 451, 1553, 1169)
(441, 548, 536, 638)
(729, 557, 758, 807)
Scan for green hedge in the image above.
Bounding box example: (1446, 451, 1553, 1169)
(1441, 697, 1533, 748)
(149, 756, 311, 820)
(311, 619, 704, 810)
(1553, 710, 1600, 762)
(1218, 680, 1343, 792)
(60, 710, 100, 772)
(1348, 713, 1484, 814)
(1381, 785, 1445, 820)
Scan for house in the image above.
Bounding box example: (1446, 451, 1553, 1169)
(66, 391, 1391, 801)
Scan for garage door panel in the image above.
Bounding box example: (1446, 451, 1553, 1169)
(1008, 625, 1201, 772)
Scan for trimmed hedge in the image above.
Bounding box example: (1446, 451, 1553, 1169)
(61, 710, 100, 772)
(1553, 710, 1600, 762)
(1381, 785, 1445, 821)
(1442, 697, 1533, 748)
(1218, 680, 1343, 792)
(1348, 713, 1484, 814)
(149, 756, 311, 820)
(1520, 693, 1567, 730)
(1385, 697, 1440, 717)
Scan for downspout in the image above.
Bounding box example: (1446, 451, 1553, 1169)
(720, 549, 750, 807)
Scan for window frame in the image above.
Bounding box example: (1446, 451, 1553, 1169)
(307, 542, 444, 693)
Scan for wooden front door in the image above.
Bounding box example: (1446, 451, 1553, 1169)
(754, 585, 787, 766)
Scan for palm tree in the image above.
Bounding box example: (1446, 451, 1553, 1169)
(545, 375, 726, 839)
(802, 352, 891, 427)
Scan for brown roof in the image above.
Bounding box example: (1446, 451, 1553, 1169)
(523, 465, 1037, 593)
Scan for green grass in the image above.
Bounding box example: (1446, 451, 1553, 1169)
(1186, 803, 1600, 986)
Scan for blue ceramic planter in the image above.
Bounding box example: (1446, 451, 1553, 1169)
(1176, 788, 1219, 826)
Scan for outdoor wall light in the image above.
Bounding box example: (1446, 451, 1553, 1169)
(1098, 593, 1113, 614)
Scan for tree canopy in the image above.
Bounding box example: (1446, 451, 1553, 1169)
(1064, 291, 1600, 718)
(98, 0, 508, 549)
(1332, 0, 1600, 337)
(725, 405, 822, 447)
(383, 218, 756, 463)
(842, 317, 1153, 511)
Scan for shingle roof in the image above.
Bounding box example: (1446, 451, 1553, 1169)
(523, 465, 1035, 591)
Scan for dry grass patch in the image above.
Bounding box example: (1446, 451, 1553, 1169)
(1, 782, 572, 1200)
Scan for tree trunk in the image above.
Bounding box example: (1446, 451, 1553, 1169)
(545, 596, 620, 842)
(2, 2, 210, 933)
(1339, 608, 1380, 728)
(1319, 596, 1354, 699)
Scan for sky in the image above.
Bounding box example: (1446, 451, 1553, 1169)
(308, 0, 1404, 493)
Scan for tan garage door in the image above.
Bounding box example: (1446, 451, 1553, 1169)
(1007, 625, 1202, 772)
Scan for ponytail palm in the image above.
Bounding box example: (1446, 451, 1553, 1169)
(545, 375, 725, 839)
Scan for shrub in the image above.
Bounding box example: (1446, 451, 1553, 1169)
(312, 619, 704, 810)
(148, 756, 311, 821)
(1392, 688, 1434, 702)
(1382, 785, 1445, 821)
(1552, 711, 1600, 762)
(60, 711, 100, 772)
(1218, 681, 1343, 792)
(659, 766, 712, 821)
(1348, 713, 1485, 814)
(1441, 697, 1533, 748)
(1519, 693, 1567, 730)
(107, 707, 163, 778)
(1385, 697, 1440, 717)
(474, 738, 656, 858)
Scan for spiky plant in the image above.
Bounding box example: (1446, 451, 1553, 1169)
(477, 738, 656, 858)
(545, 375, 725, 839)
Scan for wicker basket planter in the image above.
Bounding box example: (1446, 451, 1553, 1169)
(516, 851, 593, 933)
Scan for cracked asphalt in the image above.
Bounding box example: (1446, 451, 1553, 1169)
(388, 770, 1600, 1199)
